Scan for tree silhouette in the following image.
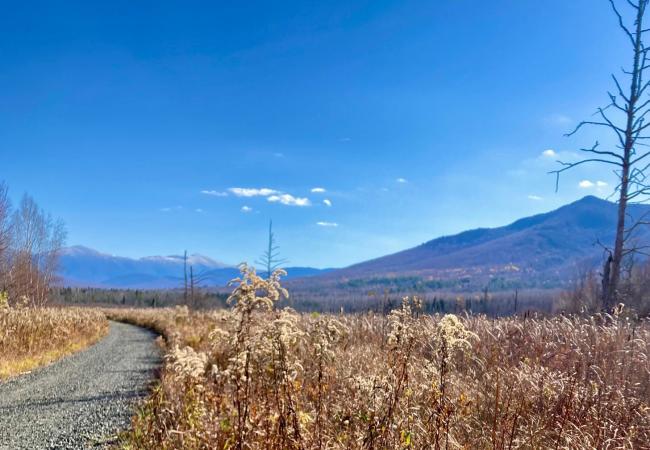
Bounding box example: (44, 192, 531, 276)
(551, 0, 650, 310)
(256, 220, 288, 278)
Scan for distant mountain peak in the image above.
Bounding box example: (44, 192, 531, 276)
(61, 245, 108, 257)
(139, 253, 227, 268)
(575, 194, 607, 203)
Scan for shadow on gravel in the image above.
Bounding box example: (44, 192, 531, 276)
(0, 391, 145, 411)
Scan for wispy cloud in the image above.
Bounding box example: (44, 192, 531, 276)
(268, 194, 311, 207)
(396, 177, 408, 183)
(273, 152, 285, 158)
(323, 199, 332, 207)
(195, 208, 204, 213)
(241, 206, 253, 213)
(311, 187, 326, 193)
(228, 187, 279, 197)
(541, 149, 557, 158)
(528, 195, 543, 201)
(201, 190, 228, 197)
(316, 221, 338, 227)
(544, 114, 573, 127)
(596, 181, 608, 187)
(579, 180, 595, 188)
(160, 206, 183, 212)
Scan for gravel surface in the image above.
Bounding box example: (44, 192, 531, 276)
(0, 321, 160, 449)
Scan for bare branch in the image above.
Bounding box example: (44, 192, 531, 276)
(610, 0, 637, 45)
(580, 141, 625, 161)
(549, 158, 623, 191)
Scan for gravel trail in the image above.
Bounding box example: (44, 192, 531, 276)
(0, 321, 160, 449)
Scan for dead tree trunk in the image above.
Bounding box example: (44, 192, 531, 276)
(183, 250, 188, 304)
(552, 0, 650, 311)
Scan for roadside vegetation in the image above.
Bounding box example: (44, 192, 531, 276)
(0, 304, 108, 379)
(106, 265, 650, 449)
(0, 181, 109, 380)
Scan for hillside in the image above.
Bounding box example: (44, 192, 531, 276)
(305, 196, 650, 290)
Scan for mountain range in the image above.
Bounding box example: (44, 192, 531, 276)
(58, 196, 650, 291)
(58, 246, 330, 289)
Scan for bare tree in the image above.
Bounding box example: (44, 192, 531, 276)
(179, 250, 214, 308)
(0, 182, 11, 291)
(8, 194, 66, 306)
(551, 0, 650, 310)
(188, 264, 217, 308)
(183, 249, 188, 304)
(256, 220, 287, 278)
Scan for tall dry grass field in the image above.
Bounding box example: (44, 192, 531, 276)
(0, 304, 108, 379)
(108, 267, 650, 449)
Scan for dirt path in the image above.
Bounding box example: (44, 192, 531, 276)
(0, 321, 160, 449)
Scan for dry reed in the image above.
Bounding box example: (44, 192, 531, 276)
(0, 305, 108, 379)
(107, 267, 650, 449)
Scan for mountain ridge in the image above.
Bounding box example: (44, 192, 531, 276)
(311, 196, 650, 289)
(58, 246, 331, 289)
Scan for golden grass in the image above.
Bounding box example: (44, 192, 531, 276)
(0, 307, 109, 380)
(106, 268, 650, 449)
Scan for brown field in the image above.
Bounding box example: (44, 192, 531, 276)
(104, 267, 650, 450)
(0, 306, 108, 379)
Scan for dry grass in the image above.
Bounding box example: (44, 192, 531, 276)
(0, 306, 109, 379)
(107, 267, 650, 449)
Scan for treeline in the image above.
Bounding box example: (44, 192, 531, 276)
(282, 288, 557, 316)
(0, 182, 65, 307)
(53, 286, 229, 309)
(53, 284, 557, 317)
(336, 274, 563, 292)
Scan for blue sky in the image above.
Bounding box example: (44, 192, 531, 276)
(0, 0, 630, 267)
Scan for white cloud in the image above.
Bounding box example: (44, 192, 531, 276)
(267, 194, 311, 207)
(528, 195, 543, 201)
(323, 199, 332, 207)
(396, 178, 408, 183)
(228, 187, 278, 197)
(596, 181, 608, 187)
(579, 180, 595, 188)
(542, 149, 557, 158)
(228, 187, 312, 207)
(311, 187, 326, 193)
(316, 221, 338, 227)
(201, 190, 228, 197)
(241, 206, 253, 213)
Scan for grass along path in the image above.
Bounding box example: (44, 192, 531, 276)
(0, 307, 108, 380)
